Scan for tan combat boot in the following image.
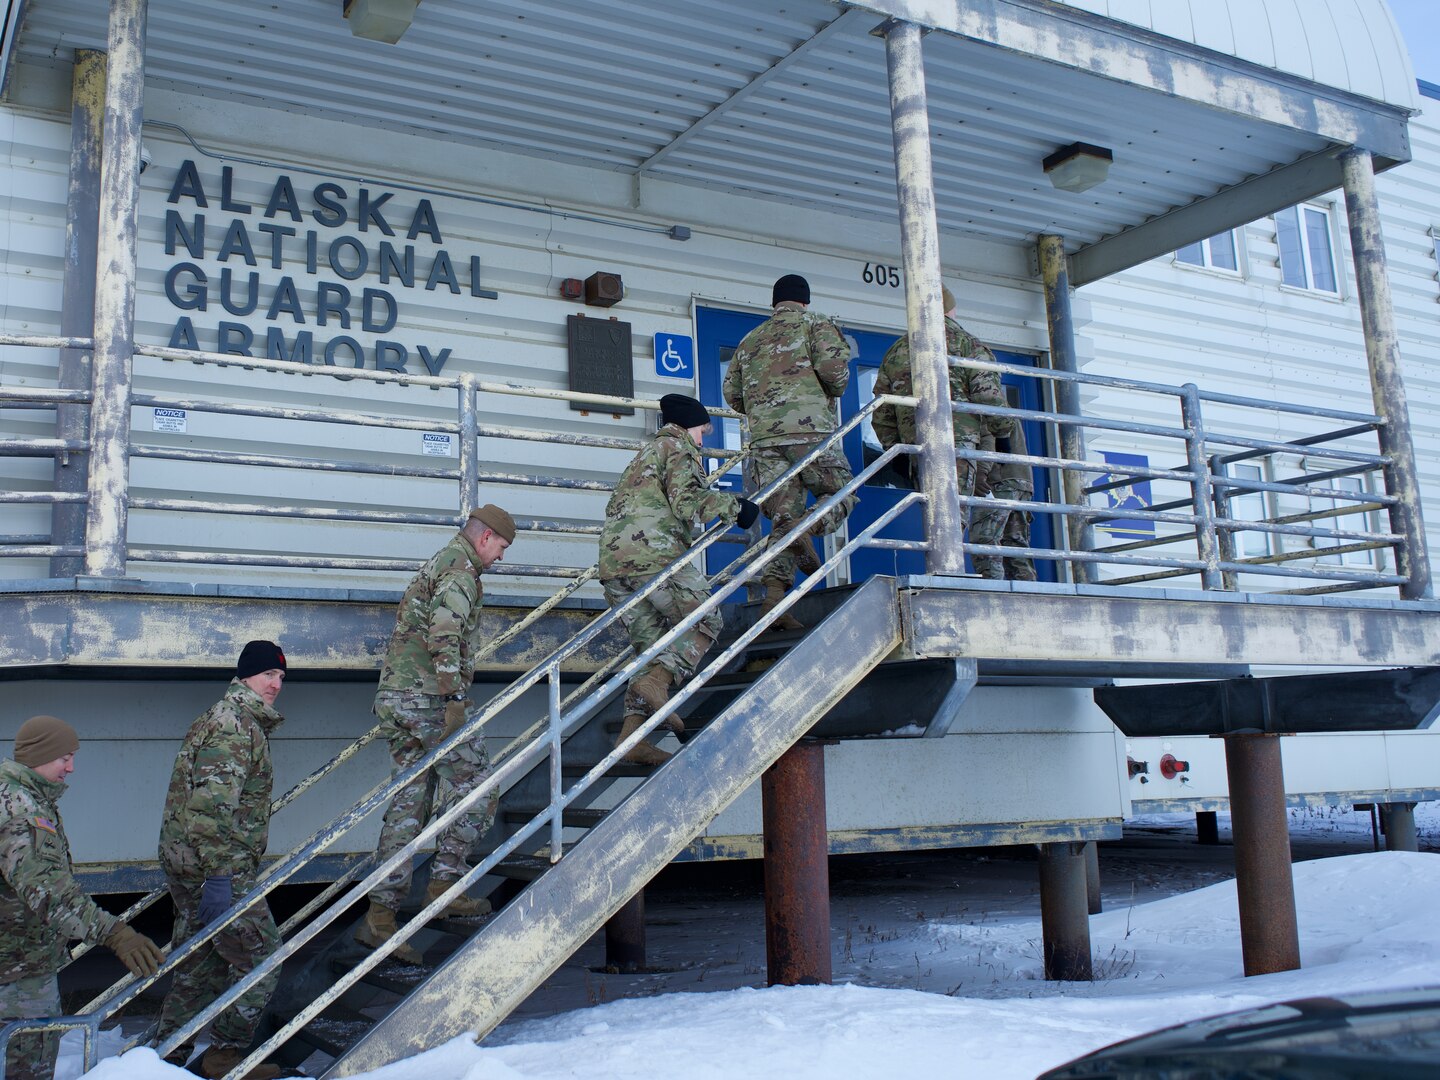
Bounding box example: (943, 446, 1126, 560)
(758, 583, 804, 632)
(197, 1046, 281, 1080)
(426, 877, 492, 918)
(629, 666, 683, 733)
(616, 713, 672, 765)
(793, 536, 823, 578)
(353, 902, 424, 965)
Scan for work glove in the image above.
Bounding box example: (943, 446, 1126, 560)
(443, 698, 469, 740)
(198, 875, 233, 926)
(736, 498, 760, 530)
(105, 924, 165, 978)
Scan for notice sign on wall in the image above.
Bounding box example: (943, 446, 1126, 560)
(152, 407, 187, 433)
(566, 315, 634, 414)
(421, 432, 455, 457)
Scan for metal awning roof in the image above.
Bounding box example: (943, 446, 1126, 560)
(0, 0, 1416, 286)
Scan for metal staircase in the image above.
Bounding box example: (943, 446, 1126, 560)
(323, 575, 900, 1074)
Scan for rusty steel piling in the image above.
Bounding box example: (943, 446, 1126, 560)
(762, 740, 832, 986)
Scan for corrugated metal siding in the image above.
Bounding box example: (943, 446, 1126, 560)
(0, 101, 1055, 590)
(1077, 92, 1440, 590)
(4, 0, 1393, 259)
(1047, 0, 1419, 108)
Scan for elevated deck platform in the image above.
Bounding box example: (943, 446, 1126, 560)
(5, 574, 1438, 677)
(897, 576, 1440, 669)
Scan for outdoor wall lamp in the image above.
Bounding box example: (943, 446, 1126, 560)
(344, 0, 420, 44)
(1043, 142, 1113, 193)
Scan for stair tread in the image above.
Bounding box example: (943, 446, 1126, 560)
(561, 761, 658, 777)
(502, 806, 608, 826)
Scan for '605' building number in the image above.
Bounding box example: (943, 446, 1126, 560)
(862, 262, 900, 287)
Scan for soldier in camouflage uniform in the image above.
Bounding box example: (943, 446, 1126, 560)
(723, 274, 856, 631)
(872, 284, 1013, 539)
(355, 504, 515, 965)
(971, 419, 1039, 581)
(155, 640, 289, 1079)
(599, 394, 760, 765)
(1, 715, 162, 1080)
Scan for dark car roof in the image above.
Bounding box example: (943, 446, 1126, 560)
(1038, 986, 1440, 1079)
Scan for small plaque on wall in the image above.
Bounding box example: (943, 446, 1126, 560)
(567, 315, 634, 414)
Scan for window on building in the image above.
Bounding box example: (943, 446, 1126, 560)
(1312, 472, 1378, 567)
(1225, 462, 1271, 559)
(1175, 230, 1240, 273)
(1275, 204, 1338, 293)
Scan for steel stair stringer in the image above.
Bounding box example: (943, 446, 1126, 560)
(324, 574, 902, 1075)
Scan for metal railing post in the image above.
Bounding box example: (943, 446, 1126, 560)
(458, 373, 479, 518)
(548, 662, 563, 862)
(883, 19, 965, 575)
(52, 48, 106, 578)
(1341, 148, 1431, 599)
(1180, 384, 1223, 590)
(1037, 234, 1095, 583)
(82, 0, 147, 577)
(1210, 453, 1240, 591)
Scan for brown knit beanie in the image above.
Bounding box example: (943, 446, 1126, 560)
(13, 715, 79, 768)
(467, 503, 516, 543)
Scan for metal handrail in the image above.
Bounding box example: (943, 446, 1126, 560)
(24, 399, 910, 1071)
(228, 425, 921, 1077)
(148, 401, 900, 1066)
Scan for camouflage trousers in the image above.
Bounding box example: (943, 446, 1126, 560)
(1, 972, 61, 1080)
(953, 437, 981, 531)
(602, 563, 722, 718)
(155, 868, 280, 1052)
(751, 438, 857, 590)
(969, 482, 1037, 581)
(370, 690, 499, 911)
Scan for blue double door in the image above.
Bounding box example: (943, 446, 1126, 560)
(695, 305, 1055, 583)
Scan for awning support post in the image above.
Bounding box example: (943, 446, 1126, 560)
(1341, 148, 1431, 600)
(883, 20, 965, 575)
(84, 0, 148, 577)
(1037, 235, 1095, 583)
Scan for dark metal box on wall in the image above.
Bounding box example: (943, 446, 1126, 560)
(567, 314, 634, 414)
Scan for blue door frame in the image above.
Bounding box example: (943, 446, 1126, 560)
(695, 306, 1056, 584)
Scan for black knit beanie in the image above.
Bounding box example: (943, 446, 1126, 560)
(237, 640, 287, 680)
(771, 274, 810, 307)
(660, 394, 710, 429)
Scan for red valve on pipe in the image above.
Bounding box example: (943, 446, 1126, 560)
(1160, 753, 1190, 779)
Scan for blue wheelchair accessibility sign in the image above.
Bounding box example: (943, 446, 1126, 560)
(653, 333, 695, 381)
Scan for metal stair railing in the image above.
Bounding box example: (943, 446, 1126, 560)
(257, 441, 925, 1079)
(19, 395, 916, 1074)
(218, 398, 918, 1077)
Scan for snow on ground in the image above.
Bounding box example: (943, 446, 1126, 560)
(66, 808, 1440, 1080)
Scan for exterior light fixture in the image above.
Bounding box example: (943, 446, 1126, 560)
(1042, 142, 1113, 194)
(343, 0, 420, 44)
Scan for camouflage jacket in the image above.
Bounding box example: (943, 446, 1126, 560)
(0, 758, 120, 982)
(723, 303, 850, 445)
(976, 417, 1034, 497)
(599, 424, 741, 581)
(872, 316, 1011, 447)
(377, 531, 487, 698)
(158, 679, 283, 881)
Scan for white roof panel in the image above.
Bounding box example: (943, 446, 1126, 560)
(1040, 0, 1418, 109)
(0, 0, 1419, 285)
